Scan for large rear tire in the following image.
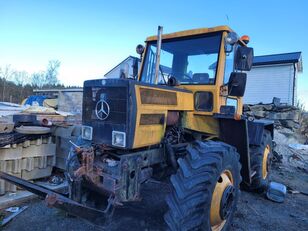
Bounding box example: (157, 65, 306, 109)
(164, 140, 241, 231)
(249, 130, 273, 192)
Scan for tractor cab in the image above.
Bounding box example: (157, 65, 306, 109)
(140, 32, 221, 85)
(138, 26, 253, 117)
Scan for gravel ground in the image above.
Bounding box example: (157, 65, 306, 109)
(2, 130, 308, 231)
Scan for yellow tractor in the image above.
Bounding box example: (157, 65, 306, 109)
(0, 26, 273, 231)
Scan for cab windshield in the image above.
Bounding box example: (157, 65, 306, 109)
(140, 33, 222, 85)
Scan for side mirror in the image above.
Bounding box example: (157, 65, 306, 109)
(234, 46, 254, 71)
(228, 72, 247, 97)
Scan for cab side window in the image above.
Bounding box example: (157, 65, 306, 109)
(195, 91, 213, 112)
(224, 46, 235, 84)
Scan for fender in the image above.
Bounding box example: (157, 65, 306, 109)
(247, 119, 274, 146)
(217, 117, 274, 185)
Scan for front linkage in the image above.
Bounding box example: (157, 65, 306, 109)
(66, 143, 165, 203)
(0, 139, 167, 224)
(0, 171, 115, 225)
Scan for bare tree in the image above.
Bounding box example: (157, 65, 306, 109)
(14, 71, 29, 86)
(0, 65, 15, 101)
(30, 60, 61, 88)
(31, 71, 45, 88)
(45, 60, 60, 86)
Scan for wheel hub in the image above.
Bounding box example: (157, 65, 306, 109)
(219, 185, 235, 220)
(210, 170, 234, 231)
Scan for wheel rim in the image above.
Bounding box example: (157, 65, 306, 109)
(210, 170, 234, 231)
(262, 145, 270, 179)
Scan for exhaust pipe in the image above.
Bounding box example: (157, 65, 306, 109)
(154, 26, 163, 84)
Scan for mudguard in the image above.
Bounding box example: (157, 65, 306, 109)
(247, 119, 274, 146)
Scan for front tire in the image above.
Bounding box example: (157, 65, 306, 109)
(249, 130, 273, 191)
(164, 141, 241, 231)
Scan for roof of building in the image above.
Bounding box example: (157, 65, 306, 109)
(253, 52, 302, 66)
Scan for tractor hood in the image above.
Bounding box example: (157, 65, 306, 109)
(82, 78, 136, 149)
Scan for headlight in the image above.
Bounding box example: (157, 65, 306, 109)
(81, 126, 93, 140)
(112, 131, 126, 147)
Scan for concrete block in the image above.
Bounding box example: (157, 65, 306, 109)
(21, 142, 56, 158)
(0, 145, 22, 160)
(21, 166, 53, 180)
(21, 155, 54, 171)
(58, 91, 83, 115)
(29, 138, 40, 146)
(0, 172, 21, 195)
(4, 159, 22, 174)
(22, 140, 31, 148)
(42, 136, 52, 144)
(0, 136, 56, 193)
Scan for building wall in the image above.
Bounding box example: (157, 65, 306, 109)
(57, 91, 83, 116)
(104, 57, 139, 79)
(244, 64, 295, 105)
(294, 64, 298, 105)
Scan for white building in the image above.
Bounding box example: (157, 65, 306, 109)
(245, 52, 303, 105)
(104, 56, 139, 79)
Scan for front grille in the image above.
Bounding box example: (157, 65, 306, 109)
(82, 84, 128, 146)
(83, 86, 127, 125)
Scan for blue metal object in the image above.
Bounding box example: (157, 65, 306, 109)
(266, 181, 287, 203)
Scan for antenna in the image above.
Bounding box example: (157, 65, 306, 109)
(226, 14, 230, 23)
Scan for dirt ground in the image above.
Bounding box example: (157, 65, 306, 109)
(2, 129, 308, 231)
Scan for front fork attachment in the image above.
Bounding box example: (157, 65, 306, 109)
(0, 171, 116, 226)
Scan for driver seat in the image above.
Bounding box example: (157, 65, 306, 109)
(192, 73, 210, 84)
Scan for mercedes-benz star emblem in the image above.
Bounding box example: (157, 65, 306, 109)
(95, 99, 110, 120)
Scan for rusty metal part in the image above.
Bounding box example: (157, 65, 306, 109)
(74, 147, 100, 184)
(45, 193, 63, 207)
(220, 85, 228, 97)
(0, 171, 115, 225)
(70, 146, 165, 204)
(72, 147, 118, 197)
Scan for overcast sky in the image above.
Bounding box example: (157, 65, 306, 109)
(0, 0, 307, 106)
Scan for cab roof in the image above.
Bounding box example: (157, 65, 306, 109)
(146, 25, 233, 42)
